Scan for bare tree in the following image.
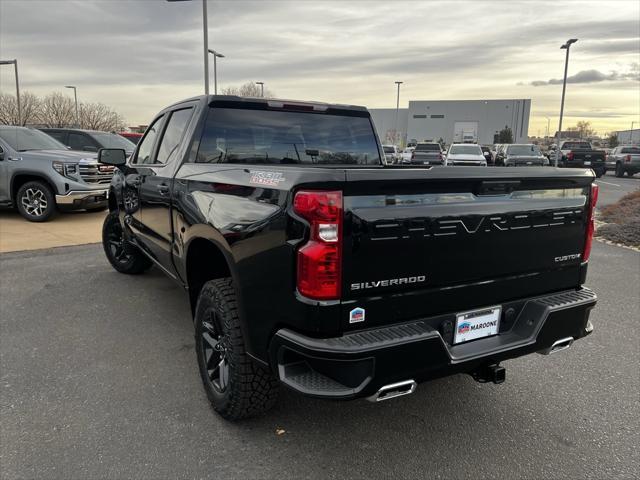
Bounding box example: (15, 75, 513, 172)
(221, 81, 275, 98)
(0, 92, 42, 126)
(79, 102, 126, 131)
(38, 92, 76, 127)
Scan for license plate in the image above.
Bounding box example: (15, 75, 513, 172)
(584, 161, 591, 165)
(454, 306, 501, 344)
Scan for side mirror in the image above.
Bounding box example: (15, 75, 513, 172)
(98, 148, 127, 166)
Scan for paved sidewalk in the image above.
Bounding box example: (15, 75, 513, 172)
(0, 210, 106, 253)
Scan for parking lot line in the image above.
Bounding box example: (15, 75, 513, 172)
(595, 180, 621, 187)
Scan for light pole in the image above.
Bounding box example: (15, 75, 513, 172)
(394, 81, 403, 147)
(555, 38, 578, 166)
(167, 0, 210, 95)
(631, 121, 636, 143)
(545, 116, 550, 139)
(255, 81, 264, 97)
(65, 85, 79, 127)
(0, 59, 21, 125)
(207, 49, 224, 94)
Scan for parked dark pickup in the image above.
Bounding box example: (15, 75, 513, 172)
(409, 142, 444, 165)
(497, 144, 548, 167)
(553, 141, 606, 177)
(99, 95, 598, 420)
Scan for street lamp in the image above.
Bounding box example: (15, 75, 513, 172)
(0, 59, 21, 125)
(555, 38, 578, 166)
(167, 0, 210, 95)
(65, 85, 79, 127)
(207, 49, 224, 94)
(394, 81, 403, 147)
(255, 81, 264, 97)
(545, 116, 550, 139)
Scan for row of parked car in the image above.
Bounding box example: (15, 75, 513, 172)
(383, 142, 549, 168)
(383, 140, 639, 178)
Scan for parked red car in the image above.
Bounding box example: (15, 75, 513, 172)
(119, 132, 143, 144)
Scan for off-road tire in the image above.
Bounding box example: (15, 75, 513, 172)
(615, 163, 625, 178)
(195, 278, 279, 420)
(15, 180, 56, 222)
(102, 211, 151, 274)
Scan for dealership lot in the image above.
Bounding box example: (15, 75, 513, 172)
(594, 175, 639, 208)
(1, 237, 639, 478)
(0, 209, 106, 253)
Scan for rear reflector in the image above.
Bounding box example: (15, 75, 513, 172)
(293, 190, 343, 300)
(583, 184, 599, 262)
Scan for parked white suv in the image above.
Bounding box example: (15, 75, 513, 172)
(445, 143, 487, 166)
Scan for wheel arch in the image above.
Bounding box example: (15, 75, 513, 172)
(11, 172, 57, 201)
(185, 236, 235, 317)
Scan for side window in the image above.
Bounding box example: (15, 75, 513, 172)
(68, 133, 89, 150)
(133, 115, 164, 165)
(155, 108, 193, 165)
(47, 131, 67, 144)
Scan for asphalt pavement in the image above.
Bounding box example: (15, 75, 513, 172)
(595, 174, 639, 208)
(1, 242, 639, 479)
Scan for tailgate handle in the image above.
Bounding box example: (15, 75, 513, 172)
(478, 180, 521, 195)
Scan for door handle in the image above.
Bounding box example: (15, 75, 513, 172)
(158, 184, 170, 195)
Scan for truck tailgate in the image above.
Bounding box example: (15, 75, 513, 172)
(340, 167, 594, 325)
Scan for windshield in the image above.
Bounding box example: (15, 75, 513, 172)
(0, 127, 68, 151)
(91, 132, 135, 150)
(562, 142, 590, 150)
(507, 145, 541, 156)
(449, 145, 482, 155)
(415, 143, 440, 151)
(383, 146, 394, 153)
(197, 107, 381, 165)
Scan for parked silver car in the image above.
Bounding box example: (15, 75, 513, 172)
(0, 126, 113, 221)
(606, 145, 640, 177)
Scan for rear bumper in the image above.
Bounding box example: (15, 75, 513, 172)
(55, 189, 108, 209)
(269, 288, 596, 399)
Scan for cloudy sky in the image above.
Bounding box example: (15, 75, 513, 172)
(1, 0, 638, 135)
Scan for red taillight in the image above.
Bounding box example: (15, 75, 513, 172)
(293, 190, 343, 300)
(567, 151, 574, 161)
(583, 184, 599, 262)
(625, 155, 632, 163)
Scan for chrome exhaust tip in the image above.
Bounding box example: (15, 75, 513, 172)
(367, 380, 417, 402)
(538, 336, 574, 355)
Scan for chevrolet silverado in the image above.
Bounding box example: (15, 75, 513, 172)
(98, 95, 598, 420)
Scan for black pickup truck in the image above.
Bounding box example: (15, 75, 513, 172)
(553, 140, 606, 177)
(98, 95, 598, 420)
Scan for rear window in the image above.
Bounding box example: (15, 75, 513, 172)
(562, 142, 591, 150)
(415, 143, 440, 151)
(621, 147, 640, 154)
(449, 145, 482, 155)
(507, 145, 541, 156)
(196, 107, 380, 165)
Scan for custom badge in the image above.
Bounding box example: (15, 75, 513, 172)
(349, 307, 365, 324)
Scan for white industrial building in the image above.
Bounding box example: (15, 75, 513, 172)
(615, 128, 640, 144)
(370, 99, 531, 146)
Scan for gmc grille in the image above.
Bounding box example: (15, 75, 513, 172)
(79, 163, 114, 184)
